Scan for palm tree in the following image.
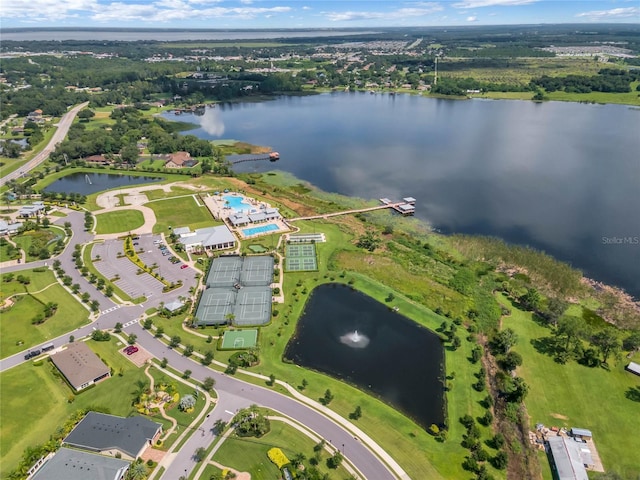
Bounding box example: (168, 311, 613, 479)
(126, 461, 148, 480)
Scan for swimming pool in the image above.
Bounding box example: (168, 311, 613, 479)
(223, 195, 252, 214)
(242, 224, 280, 236)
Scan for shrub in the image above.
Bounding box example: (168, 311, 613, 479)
(267, 447, 290, 469)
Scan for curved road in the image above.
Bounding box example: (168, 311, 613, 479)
(0, 212, 403, 480)
(0, 102, 89, 187)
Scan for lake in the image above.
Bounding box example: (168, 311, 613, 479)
(44, 172, 162, 195)
(284, 283, 445, 429)
(163, 93, 640, 298)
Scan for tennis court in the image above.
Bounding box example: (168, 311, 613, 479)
(285, 243, 318, 272)
(195, 289, 235, 325)
(241, 256, 274, 286)
(206, 256, 242, 287)
(233, 287, 272, 326)
(220, 329, 258, 350)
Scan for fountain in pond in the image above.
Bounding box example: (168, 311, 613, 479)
(339, 329, 370, 349)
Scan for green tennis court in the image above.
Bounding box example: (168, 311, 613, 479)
(221, 329, 258, 349)
(285, 243, 318, 271)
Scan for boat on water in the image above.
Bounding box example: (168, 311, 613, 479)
(269, 152, 280, 161)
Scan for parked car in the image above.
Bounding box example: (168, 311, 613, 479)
(24, 349, 41, 360)
(133, 236, 140, 240)
(133, 242, 139, 246)
(180, 264, 188, 269)
(126, 346, 139, 355)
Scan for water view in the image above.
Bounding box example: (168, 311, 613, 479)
(284, 283, 446, 429)
(165, 94, 640, 298)
(44, 172, 162, 195)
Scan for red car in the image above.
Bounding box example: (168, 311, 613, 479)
(123, 345, 138, 355)
(180, 264, 188, 269)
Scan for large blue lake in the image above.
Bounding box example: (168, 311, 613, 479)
(164, 93, 640, 298)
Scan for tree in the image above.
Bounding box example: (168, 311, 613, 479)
(203, 377, 215, 391)
(160, 357, 168, 368)
(492, 450, 508, 470)
(169, 335, 181, 348)
(622, 330, 640, 352)
(184, 344, 194, 357)
(202, 350, 214, 366)
(300, 378, 308, 390)
(155, 326, 165, 338)
(505, 376, 529, 403)
(591, 328, 621, 365)
(120, 143, 139, 164)
(114, 322, 123, 333)
(128, 334, 137, 345)
(183, 369, 192, 379)
(519, 287, 542, 311)
(327, 451, 343, 469)
(556, 315, 583, 355)
(234, 405, 270, 438)
(356, 230, 381, 252)
(350, 405, 362, 420)
(268, 373, 276, 386)
(490, 328, 518, 355)
(194, 446, 207, 462)
(322, 389, 334, 405)
(500, 351, 523, 371)
(126, 461, 148, 480)
(179, 394, 196, 411)
(105, 285, 114, 297)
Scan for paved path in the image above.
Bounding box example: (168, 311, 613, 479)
(0, 102, 89, 187)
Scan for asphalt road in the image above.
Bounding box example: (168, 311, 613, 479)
(0, 102, 89, 187)
(0, 210, 400, 479)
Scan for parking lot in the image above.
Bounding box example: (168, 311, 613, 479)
(91, 234, 198, 301)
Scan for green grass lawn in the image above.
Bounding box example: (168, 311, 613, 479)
(213, 414, 352, 480)
(147, 195, 215, 234)
(496, 293, 640, 478)
(95, 209, 145, 234)
(0, 241, 21, 262)
(0, 338, 146, 475)
(0, 337, 211, 476)
(0, 275, 90, 358)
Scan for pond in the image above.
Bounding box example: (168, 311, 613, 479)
(44, 172, 163, 195)
(284, 284, 445, 429)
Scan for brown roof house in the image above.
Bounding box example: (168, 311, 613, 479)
(50, 342, 110, 392)
(63, 412, 163, 460)
(165, 151, 196, 168)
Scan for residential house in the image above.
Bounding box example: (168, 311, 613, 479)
(30, 448, 130, 480)
(63, 411, 163, 460)
(50, 342, 111, 392)
(164, 151, 196, 168)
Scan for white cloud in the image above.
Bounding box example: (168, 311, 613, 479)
(302, 6, 312, 10)
(467, 15, 477, 21)
(239, 0, 254, 4)
(1, 0, 98, 20)
(325, 3, 443, 22)
(453, 0, 536, 8)
(576, 6, 640, 20)
(90, 2, 291, 22)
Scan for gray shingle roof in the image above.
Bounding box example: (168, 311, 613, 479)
(50, 342, 110, 390)
(64, 412, 162, 458)
(31, 448, 130, 480)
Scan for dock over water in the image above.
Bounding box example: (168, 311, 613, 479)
(288, 196, 416, 222)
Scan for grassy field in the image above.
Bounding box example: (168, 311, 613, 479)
(0, 270, 90, 358)
(12, 229, 59, 261)
(213, 415, 353, 480)
(472, 88, 640, 106)
(147, 195, 215, 234)
(0, 338, 208, 477)
(496, 293, 640, 478)
(95, 209, 145, 234)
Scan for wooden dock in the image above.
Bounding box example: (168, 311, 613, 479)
(230, 152, 279, 165)
(288, 197, 415, 222)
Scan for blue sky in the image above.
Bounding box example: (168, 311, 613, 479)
(2, 0, 639, 28)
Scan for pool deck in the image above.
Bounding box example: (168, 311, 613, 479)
(202, 191, 289, 240)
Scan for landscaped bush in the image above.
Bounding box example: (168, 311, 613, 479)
(267, 447, 290, 469)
